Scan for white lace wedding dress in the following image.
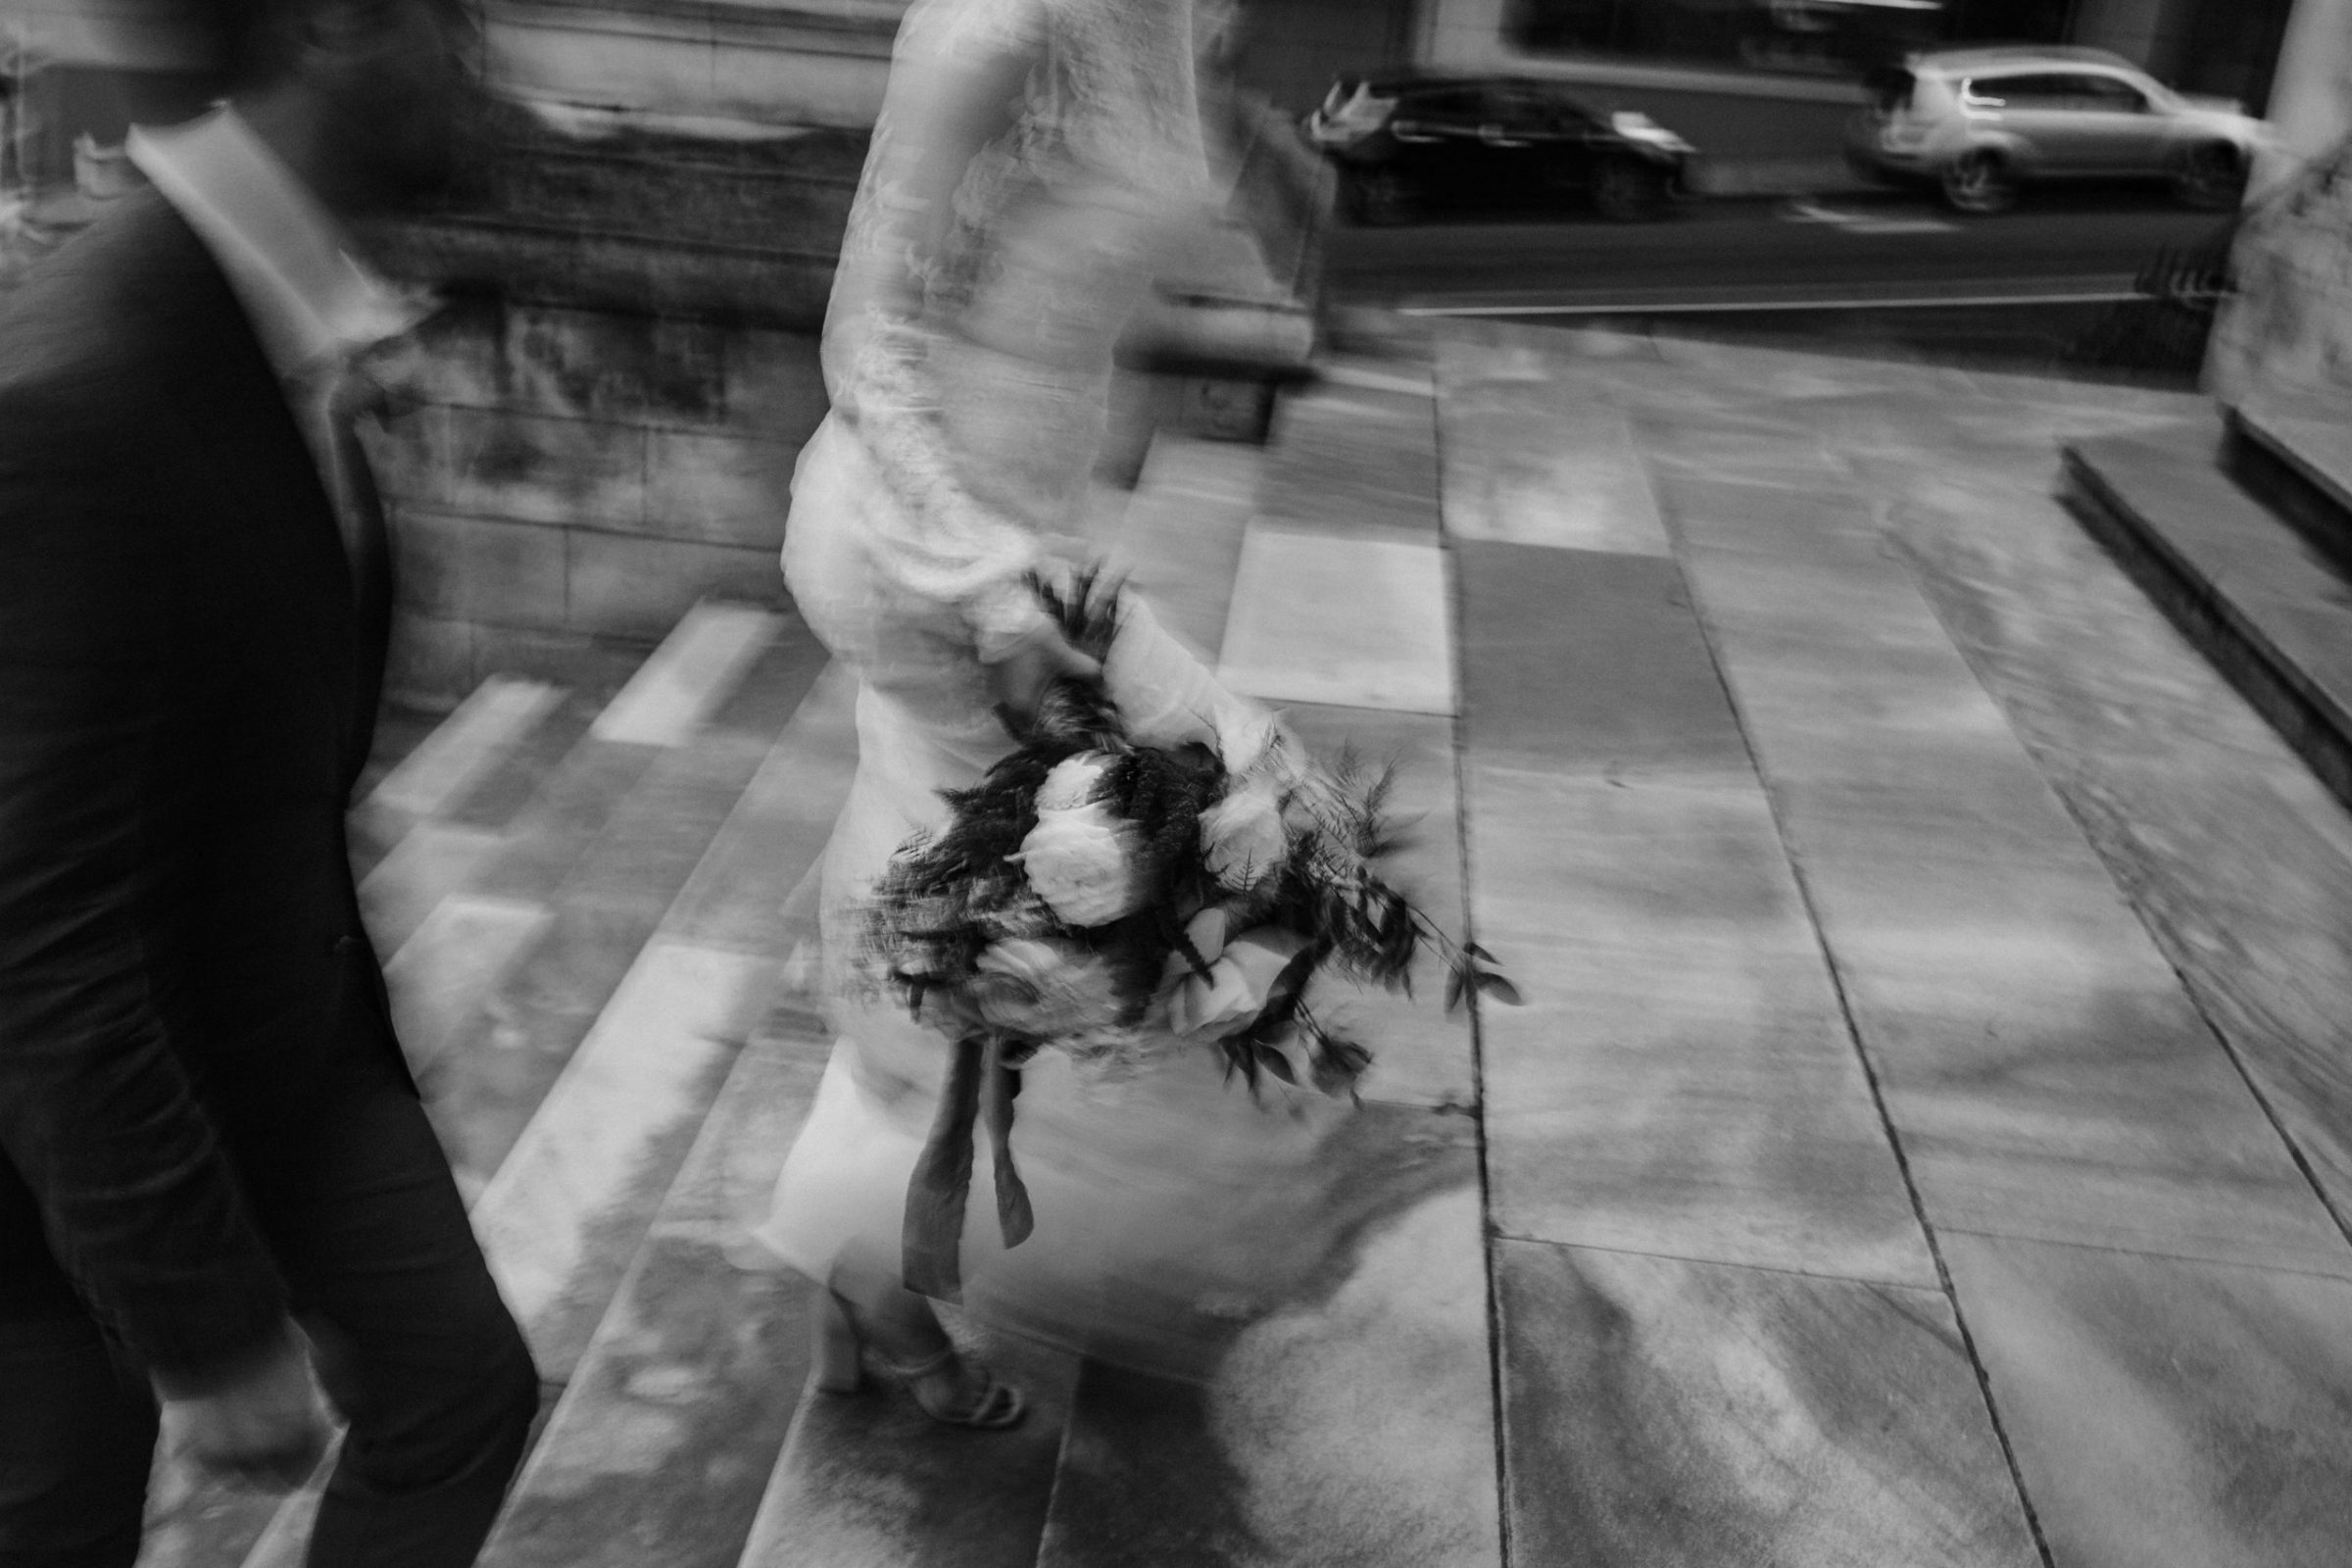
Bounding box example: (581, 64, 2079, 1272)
(747, 0, 1345, 1369)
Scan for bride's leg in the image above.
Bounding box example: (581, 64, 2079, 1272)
(821, 1259, 1025, 1429)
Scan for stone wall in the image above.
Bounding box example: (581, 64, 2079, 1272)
(2206, 143, 2352, 407)
(2200, 0, 2352, 406)
(347, 115, 858, 709)
(364, 297, 828, 705)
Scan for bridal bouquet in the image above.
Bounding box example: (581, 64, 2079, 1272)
(863, 572, 1514, 1297)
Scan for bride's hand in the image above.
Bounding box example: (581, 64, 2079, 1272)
(985, 624, 1102, 726)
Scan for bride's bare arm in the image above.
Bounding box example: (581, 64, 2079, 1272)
(821, 0, 1059, 663)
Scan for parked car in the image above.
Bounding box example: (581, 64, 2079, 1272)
(1846, 46, 2269, 215)
(1306, 74, 1695, 224)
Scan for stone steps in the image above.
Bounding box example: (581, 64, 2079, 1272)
(2227, 396, 2352, 577)
(144, 352, 1595, 1567)
(132, 600, 816, 1568)
(474, 376, 1492, 1567)
(2061, 412, 2352, 811)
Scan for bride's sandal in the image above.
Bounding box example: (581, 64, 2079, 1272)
(808, 1292, 1026, 1430)
(879, 1345, 1027, 1431)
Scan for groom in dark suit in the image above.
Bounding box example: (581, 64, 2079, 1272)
(0, 2, 539, 1564)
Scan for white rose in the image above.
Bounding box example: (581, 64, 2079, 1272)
(1037, 751, 1118, 812)
(1013, 802, 1148, 927)
(1200, 779, 1290, 890)
(1166, 928, 1307, 1038)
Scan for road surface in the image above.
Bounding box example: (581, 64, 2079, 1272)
(1329, 189, 2230, 312)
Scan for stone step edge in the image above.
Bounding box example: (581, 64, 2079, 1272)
(472, 992, 825, 1568)
(2061, 436, 2352, 813)
(2225, 403, 2352, 579)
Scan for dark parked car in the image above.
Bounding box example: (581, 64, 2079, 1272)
(1305, 74, 1695, 223)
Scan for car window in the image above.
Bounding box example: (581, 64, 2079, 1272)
(1397, 89, 1486, 127)
(1966, 72, 2148, 112)
(1865, 67, 1916, 115)
(1483, 87, 1585, 134)
(1965, 74, 2066, 109)
(2072, 74, 2149, 111)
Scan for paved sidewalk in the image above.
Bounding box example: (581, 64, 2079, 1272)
(142, 322, 2352, 1568)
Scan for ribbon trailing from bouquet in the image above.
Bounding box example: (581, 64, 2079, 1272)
(902, 1033, 1035, 1301)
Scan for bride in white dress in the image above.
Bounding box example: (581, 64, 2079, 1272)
(747, 0, 1346, 1425)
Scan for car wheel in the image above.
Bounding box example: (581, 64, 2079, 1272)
(1347, 167, 1413, 225)
(2171, 143, 2245, 210)
(1940, 150, 2016, 215)
(1592, 154, 1671, 221)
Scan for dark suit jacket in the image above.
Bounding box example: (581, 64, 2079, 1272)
(0, 190, 403, 1387)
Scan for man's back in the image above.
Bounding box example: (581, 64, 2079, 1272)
(0, 187, 398, 1345)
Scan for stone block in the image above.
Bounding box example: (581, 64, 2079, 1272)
(565, 530, 782, 641)
(720, 327, 829, 439)
(390, 508, 569, 630)
(371, 219, 842, 332)
(361, 403, 457, 510)
(642, 430, 797, 549)
(439, 406, 650, 531)
(1167, 375, 1277, 444)
(370, 300, 509, 410)
(494, 306, 730, 425)
(488, 147, 857, 258)
(383, 611, 477, 713)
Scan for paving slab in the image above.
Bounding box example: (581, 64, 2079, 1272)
(1495, 1238, 2038, 1568)
(1436, 339, 1671, 556)
(1255, 379, 1440, 538)
(1623, 410, 1843, 492)
(1943, 1231, 2352, 1568)
(1217, 526, 1454, 714)
(1454, 542, 1749, 782)
(1872, 431, 2352, 1247)
(1089, 435, 1260, 662)
(1035, 1125, 1495, 1568)
(1470, 765, 1931, 1286)
(1668, 467, 2352, 1278)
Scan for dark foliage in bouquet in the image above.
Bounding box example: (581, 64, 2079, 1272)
(861, 568, 1516, 1098)
(867, 571, 1518, 1298)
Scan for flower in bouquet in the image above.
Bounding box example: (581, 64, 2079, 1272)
(1012, 797, 1148, 927)
(1037, 752, 1116, 811)
(1200, 776, 1289, 892)
(860, 568, 1520, 1299)
(971, 937, 1128, 1039)
(1162, 914, 1308, 1039)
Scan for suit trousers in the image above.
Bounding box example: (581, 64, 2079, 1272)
(0, 1048, 539, 1568)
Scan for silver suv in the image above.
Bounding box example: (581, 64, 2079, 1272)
(1846, 46, 2269, 214)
